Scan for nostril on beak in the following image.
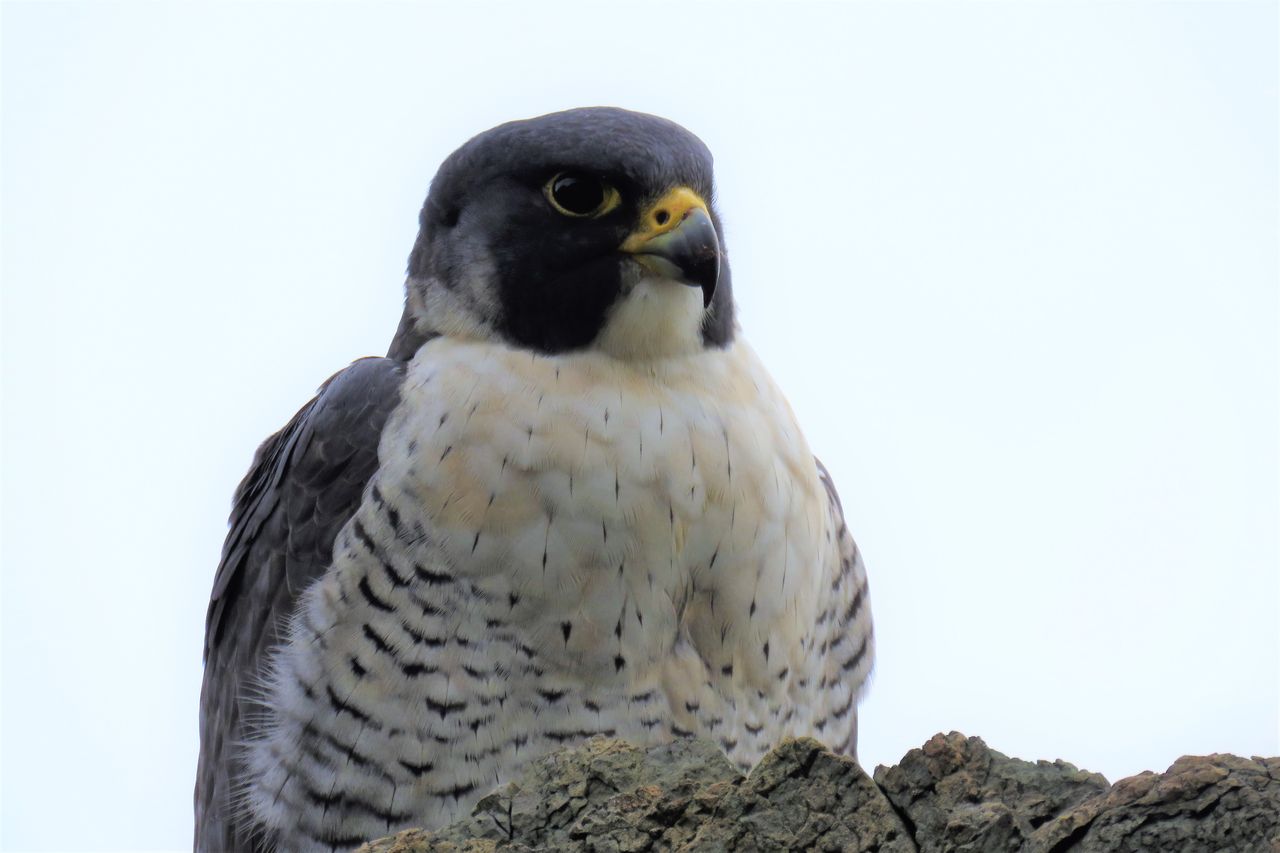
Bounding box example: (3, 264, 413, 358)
(654, 209, 670, 226)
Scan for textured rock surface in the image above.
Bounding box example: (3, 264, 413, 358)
(874, 731, 1110, 852)
(1027, 751, 1280, 853)
(359, 733, 1280, 852)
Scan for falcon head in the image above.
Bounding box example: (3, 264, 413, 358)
(392, 108, 735, 360)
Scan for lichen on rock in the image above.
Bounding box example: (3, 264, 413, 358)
(359, 733, 1280, 852)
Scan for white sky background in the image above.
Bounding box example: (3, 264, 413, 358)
(1, 1, 1276, 850)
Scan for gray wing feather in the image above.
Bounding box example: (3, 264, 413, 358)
(195, 357, 407, 853)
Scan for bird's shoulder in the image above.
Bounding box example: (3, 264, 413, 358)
(203, 355, 409, 657)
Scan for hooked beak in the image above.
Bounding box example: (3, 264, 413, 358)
(620, 187, 720, 308)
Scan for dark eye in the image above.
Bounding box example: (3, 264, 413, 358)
(544, 172, 621, 218)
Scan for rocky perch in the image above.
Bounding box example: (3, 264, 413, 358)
(359, 733, 1280, 852)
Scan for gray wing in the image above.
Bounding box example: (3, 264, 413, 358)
(195, 356, 407, 853)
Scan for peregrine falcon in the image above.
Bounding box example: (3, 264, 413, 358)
(196, 107, 874, 852)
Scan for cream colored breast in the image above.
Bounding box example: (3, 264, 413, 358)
(245, 334, 855, 849)
(377, 335, 831, 698)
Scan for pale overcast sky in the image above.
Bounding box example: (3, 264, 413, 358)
(2, 2, 1276, 850)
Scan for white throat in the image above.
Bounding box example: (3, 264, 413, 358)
(593, 278, 706, 360)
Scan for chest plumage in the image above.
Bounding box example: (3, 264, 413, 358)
(243, 338, 869, 850)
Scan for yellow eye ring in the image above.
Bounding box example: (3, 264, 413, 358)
(543, 172, 622, 218)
